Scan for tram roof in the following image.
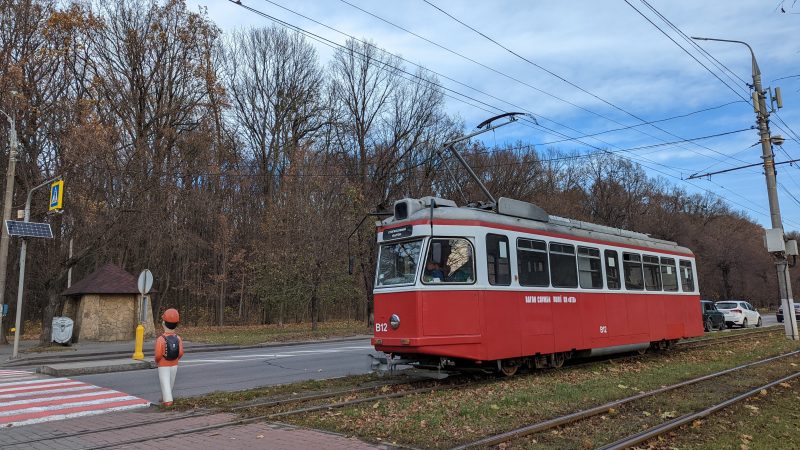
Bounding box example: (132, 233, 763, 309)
(381, 198, 693, 256)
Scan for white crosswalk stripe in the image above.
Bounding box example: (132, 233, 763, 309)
(0, 369, 150, 427)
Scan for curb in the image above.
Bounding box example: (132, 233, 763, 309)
(2, 335, 372, 368)
(38, 359, 156, 377)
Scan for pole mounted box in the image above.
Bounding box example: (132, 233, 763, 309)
(765, 228, 786, 252)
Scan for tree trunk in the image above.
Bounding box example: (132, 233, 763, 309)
(39, 290, 60, 346)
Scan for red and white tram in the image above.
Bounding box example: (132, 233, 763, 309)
(371, 196, 702, 375)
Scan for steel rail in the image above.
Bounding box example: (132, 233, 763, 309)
(598, 371, 800, 449)
(450, 349, 800, 449)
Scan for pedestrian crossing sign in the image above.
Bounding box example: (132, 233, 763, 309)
(49, 180, 63, 211)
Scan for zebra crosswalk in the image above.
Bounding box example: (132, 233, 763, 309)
(0, 369, 150, 427)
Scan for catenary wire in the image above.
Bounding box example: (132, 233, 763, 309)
(226, 0, 800, 228)
(422, 0, 752, 163)
(264, 0, 749, 168)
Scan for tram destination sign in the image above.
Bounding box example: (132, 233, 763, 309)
(383, 225, 413, 241)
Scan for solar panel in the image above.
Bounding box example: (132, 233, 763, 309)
(5, 221, 53, 238)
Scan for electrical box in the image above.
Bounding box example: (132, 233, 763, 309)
(765, 228, 786, 253)
(786, 239, 799, 256)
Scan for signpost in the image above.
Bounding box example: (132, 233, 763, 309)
(10, 176, 61, 358)
(132, 269, 153, 360)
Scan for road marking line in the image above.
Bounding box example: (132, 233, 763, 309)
(0, 391, 130, 413)
(0, 381, 87, 394)
(0, 385, 98, 400)
(0, 377, 69, 388)
(0, 398, 149, 426)
(0, 388, 116, 407)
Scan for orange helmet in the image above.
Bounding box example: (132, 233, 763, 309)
(162, 308, 180, 323)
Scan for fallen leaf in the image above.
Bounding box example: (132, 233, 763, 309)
(642, 411, 652, 417)
(780, 382, 791, 388)
(372, 402, 380, 409)
(660, 411, 678, 419)
(744, 405, 760, 412)
(760, 389, 768, 396)
(490, 404, 500, 410)
(617, 384, 628, 389)
(691, 419, 703, 429)
(257, 435, 264, 439)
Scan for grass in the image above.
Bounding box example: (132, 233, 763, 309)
(172, 373, 389, 410)
(280, 334, 800, 448)
(662, 377, 800, 450)
(179, 320, 370, 346)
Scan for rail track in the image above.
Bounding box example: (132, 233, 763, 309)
(6, 327, 785, 449)
(451, 349, 800, 449)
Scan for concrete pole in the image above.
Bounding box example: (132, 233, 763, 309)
(0, 111, 17, 345)
(693, 37, 799, 340)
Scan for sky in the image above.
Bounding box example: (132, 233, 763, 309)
(187, 0, 800, 231)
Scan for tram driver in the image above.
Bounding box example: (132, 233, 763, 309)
(423, 260, 445, 282)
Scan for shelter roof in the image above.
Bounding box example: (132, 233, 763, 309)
(61, 263, 144, 296)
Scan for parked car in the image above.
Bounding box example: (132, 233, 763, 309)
(777, 302, 800, 323)
(700, 300, 725, 331)
(715, 300, 762, 328)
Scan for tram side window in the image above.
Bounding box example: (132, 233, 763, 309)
(517, 238, 549, 287)
(642, 255, 662, 291)
(549, 242, 578, 288)
(679, 260, 695, 292)
(661, 257, 678, 292)
(623, 252, 644, 290)
(486, 234, 511, 285)
(578, 246, 603, 289)
(605, 250, 621, 290)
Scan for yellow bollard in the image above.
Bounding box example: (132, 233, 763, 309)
(132, 324, 144, 360)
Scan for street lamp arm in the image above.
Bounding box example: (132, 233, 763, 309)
(24, 176, 62, 222)
(691, 36, 760, 77)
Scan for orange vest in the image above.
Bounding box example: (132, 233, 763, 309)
(154, 332, 184, 367)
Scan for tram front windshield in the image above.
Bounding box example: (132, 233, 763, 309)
(376, 239, 422, 287)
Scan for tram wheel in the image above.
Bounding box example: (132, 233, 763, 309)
(636, 347, 648, 356)
(550, 352, 566, 368)
(498, 361, 519, 377)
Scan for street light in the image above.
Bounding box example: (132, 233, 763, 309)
(0, 100, 18, 345)
(692, 36, 799, 341)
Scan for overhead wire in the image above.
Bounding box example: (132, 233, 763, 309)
(240, 0, 749, 180)
(638, 0, 751, 90)
(261, 0, 748, 168)
(421, 0, 751, 164)
(226, 0, 800, 228)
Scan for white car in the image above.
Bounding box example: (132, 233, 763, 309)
(715, 300, 762, 328)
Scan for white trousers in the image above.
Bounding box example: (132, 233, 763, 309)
(157, 365, 178, 403)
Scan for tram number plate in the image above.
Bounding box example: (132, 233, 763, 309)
(375, 323, 388, 332)
(599, 325, 608, 334)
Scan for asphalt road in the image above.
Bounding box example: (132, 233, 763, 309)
(73, 338, 379, 402)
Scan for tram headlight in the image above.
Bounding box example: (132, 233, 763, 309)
(390, 314, 400, 329)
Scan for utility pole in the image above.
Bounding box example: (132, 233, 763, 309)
(0, 109, 17, 345)
(693, 37, 799, 340)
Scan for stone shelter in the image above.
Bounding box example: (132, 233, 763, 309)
(61, 263, 156, 342)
